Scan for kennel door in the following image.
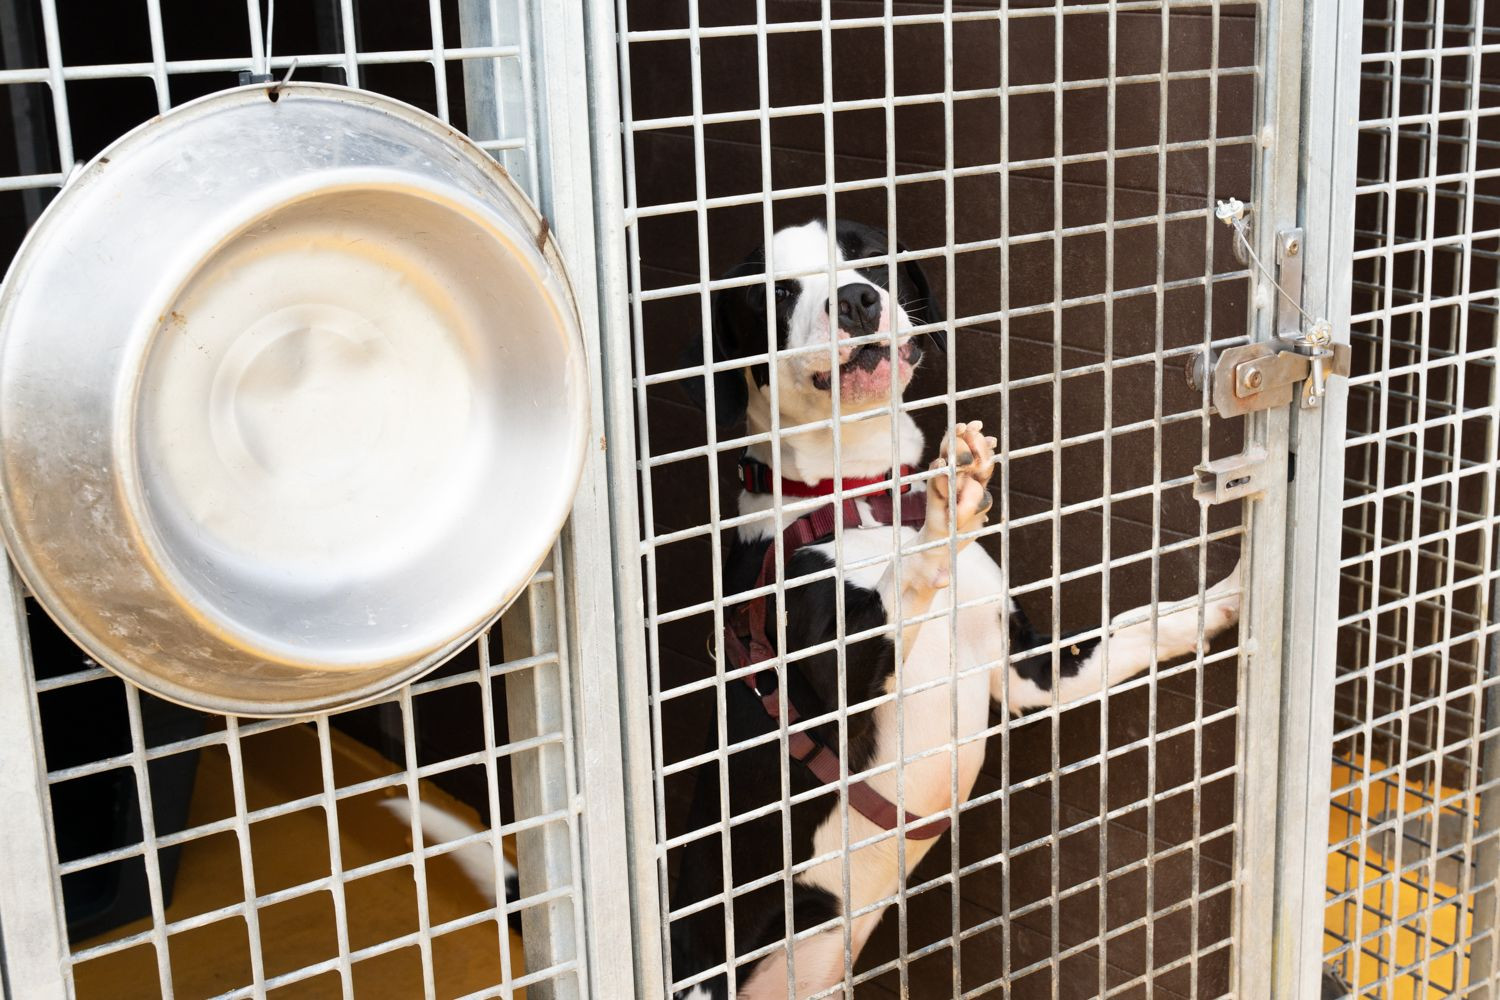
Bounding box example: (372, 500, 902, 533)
(592, 0, 1316, 995)
(0, 1, 637, 998)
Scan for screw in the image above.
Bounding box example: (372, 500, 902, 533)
(1285, 237, 1300, 257)
(1244, 367, 1264, 390)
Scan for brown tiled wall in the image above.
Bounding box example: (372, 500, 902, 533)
(628, 2, 1257, 995)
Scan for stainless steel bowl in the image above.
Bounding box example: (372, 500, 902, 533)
(0, 84, 589, 716)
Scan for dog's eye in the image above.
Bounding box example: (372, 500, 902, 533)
(774, 284, 792, 303)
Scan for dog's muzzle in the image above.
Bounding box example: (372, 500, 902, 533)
(810, 340, 917, 391)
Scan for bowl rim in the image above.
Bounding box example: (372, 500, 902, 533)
(0, 83, 591, 718)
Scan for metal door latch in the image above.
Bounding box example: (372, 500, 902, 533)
(1188, 326, 1349, 502)
(1188, 223, 1356, 413)
(1187, 222, 1351, 504)
(1187, 226, 1351, 417)
(1197, 325, 1352, 418)
(1193, 446, 1268, 505)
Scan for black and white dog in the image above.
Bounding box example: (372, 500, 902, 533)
(669, 219, 1241, 999)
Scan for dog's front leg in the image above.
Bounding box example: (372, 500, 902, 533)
(875, 421, 997, 656)
(1000, 562, 1243, 712)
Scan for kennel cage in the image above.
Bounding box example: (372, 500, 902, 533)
(616, 0, 1274, 996)
(0, 1, 1494, 1000)
(0, 2, 635, 999)
(1312, 1, 1500, 997)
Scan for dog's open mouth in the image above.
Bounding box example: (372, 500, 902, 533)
(811, 341, 915, 391)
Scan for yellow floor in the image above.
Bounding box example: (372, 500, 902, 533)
(72, 724, 526, 1000)
(1326, 758, 1474, 999)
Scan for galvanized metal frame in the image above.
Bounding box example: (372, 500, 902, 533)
(605, 1, 1297, 996)
(1270, 0, 1363, 996)
(0, 0, 635, 997)
(0, 565, 70, 1000)
(578, 0, 670, 996)
(1233, 0, 1308, 996)
(527, 0, 643, 995)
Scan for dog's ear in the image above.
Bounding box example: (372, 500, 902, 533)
(680, 261, 758, 427)
(898, 242, 946, 355)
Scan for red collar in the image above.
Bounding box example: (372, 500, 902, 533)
(738, 454, 914, 498)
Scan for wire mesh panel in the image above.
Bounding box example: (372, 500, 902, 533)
(1321, 0, 1500, 995)
(0, 2, 620, 998)
(610, 1, 1287, 996)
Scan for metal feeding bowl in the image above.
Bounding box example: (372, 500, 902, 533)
(0, 84, 589, 717)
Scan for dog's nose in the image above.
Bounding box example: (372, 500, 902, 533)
(837, 283, 882, 333)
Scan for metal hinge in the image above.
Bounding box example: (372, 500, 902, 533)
(1189, 221, 1350, 504)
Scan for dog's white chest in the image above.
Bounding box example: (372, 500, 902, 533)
(816, 523, 1009, 819)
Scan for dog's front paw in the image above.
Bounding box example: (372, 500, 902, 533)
(1113, 560, 1243, 663)
(926, 420, 996, 539)
(915, 422, 998, 591)
(1203, 561, 1242, 635)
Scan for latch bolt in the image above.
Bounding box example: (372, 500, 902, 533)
(1199, 332, 1350, 418)
(1190, 217, 1350, 505)
(1185, 222, 1349, 418)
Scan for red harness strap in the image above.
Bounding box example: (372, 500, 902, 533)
(722, 481, 952, 841)
(740, 454, 917, 499)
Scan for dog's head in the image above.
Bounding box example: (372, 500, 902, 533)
(683, 219, 945, 426)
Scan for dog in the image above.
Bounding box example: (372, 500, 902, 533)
(667, 219, 1242, 999)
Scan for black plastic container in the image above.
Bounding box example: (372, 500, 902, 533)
(29, 599, 205, 942)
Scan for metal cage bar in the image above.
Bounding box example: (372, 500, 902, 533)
(0, 0, 633, 996)
(607, 0, 1291, 995)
